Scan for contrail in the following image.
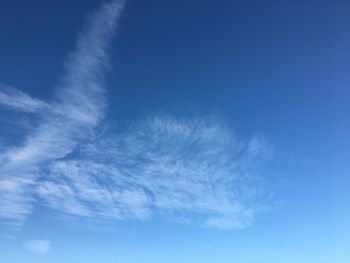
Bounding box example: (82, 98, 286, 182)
(0, 0, 125, 233)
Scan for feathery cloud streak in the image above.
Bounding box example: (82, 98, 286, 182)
(38, 115, 271, 229)
(0, 83, 49, 113)
(0, 0, 272, 232)
(0, 0, 125, 231)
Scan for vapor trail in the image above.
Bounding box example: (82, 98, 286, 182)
(0, 0, 125, 233)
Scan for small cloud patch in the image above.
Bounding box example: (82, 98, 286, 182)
(24, 239, 51, 254)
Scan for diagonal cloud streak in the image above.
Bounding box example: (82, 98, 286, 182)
(56, 0, 124, 125)
(0, 83, 49, 113)
(0, 0, 125, 233)
(0, 0, 273, 233)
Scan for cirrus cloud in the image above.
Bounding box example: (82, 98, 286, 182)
(0, 0, 273, 235)
(24, 239, 51, 254)
(38, 115, 272, 229)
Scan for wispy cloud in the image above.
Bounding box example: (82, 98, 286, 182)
(0, 0, 273, 233)
(0, 0, 125, 231)
(38, 115, 271, 229)
(24, 239, 51, 254)
(0, 83, 49, 113)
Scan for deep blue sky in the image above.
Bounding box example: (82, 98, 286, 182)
(0, 0, 349, 262)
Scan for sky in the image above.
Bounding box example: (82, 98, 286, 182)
(0, 0, 349, 262)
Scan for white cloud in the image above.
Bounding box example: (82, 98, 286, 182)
(0, 0, 125, 231)
(55, 0, 124, 125)
(24, 239, 51, 254)
(0, 83, 49, 113)
(0, 0, 273, 233)
(37, 115, 271, 229)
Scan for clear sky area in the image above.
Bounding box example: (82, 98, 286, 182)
(0, 0, 349, 262)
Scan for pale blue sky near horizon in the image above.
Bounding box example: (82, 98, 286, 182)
(0, 0, 349, 262)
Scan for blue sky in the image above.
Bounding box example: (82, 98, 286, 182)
(0, 0, 349, 262)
